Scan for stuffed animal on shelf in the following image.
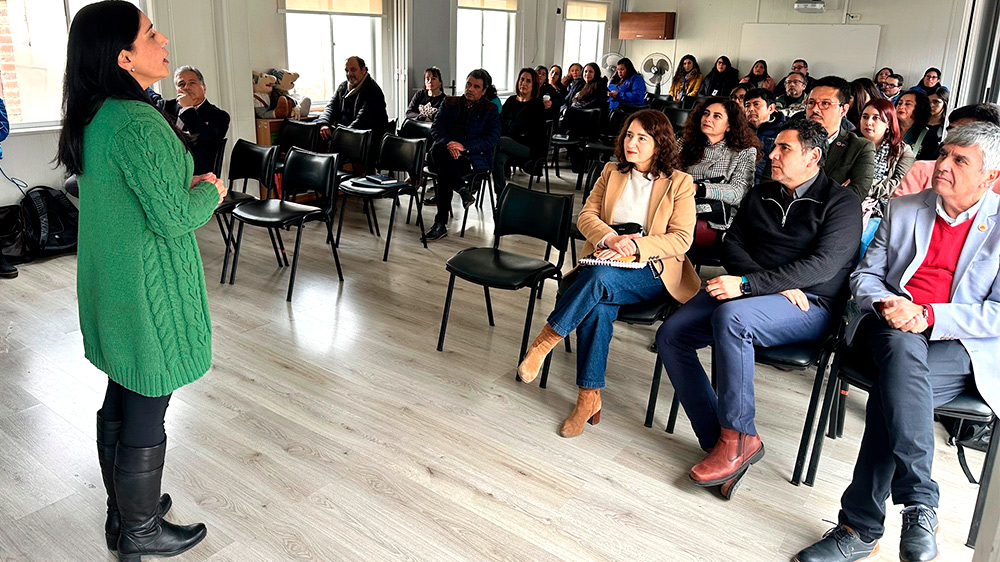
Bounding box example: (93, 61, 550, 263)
(252, 71, 289, 119)
(266, 68, 311, 119)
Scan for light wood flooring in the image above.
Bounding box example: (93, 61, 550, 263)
(0, 168, 987, 561)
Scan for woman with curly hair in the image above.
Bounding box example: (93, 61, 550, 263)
(859, 98, 914, 201)
(516, 109, 700, 438)
(738, 60, 776, 92)
(680, 97, 760, 231)
(668, 54, 703, 101)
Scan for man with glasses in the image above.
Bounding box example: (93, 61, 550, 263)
(880, 73, 904, 104)
(777, 71, 808, 115)
(775, 59, 815, 95)
(798, 76, 874, 200)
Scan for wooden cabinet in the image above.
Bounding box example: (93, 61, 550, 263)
(618, 12, 676, 40)
(255, 118, 284, 146)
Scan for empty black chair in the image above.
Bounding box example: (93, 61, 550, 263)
(436, 184, 574, 365)
(804, 342, 997, 547)
(576, 108, 633, 192)
(661, 108, 692, 135)
(551, 107, 601, 182)
(211, 137, 228, 177)
(567, 160, 604, 265)
(216, 140, 278, 284)
(397, 119, 435, 225)
(337, 134, 427, 261)
(521, 120, 554, 192)
(328, 126, 376, 235)
(228, 148, 344, 301)
(273, 120, 322, 176)
(650, 98, 683, 111)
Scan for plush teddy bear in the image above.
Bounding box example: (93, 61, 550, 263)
(253, 71, 289, 119)
(266, 68, 310, 119)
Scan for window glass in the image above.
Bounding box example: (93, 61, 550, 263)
(563, 20, 605, 69)
(285, 13, 380, 110)
(456, 8, 515, 92)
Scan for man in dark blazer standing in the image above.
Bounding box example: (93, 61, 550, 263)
(317, 56, 388, 167)
(159, 66, 230, 176)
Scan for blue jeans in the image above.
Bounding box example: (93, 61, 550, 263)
(655, 290, 832, 450)
(548, 266, 666, 389)
(838, 314, 971, 540)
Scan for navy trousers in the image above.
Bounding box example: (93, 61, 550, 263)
(838, 314, 972, 540)
(548, 266, 667, 389)
(656, 290, 832, 450)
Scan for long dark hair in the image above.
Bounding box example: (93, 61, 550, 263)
(515, 67, 540, 99)
(575, 62, 605, 103)
(672, 54, 702, 83)
(57, 1, 186, 175)
(609, 57, 638, 85)
(741, 59, 770, 87)
(614, 109, 680, 179)
(897, 90, 931, 129)
(862, 98, 904, 161)
(847, 78, 882, 130)
(681, 96, 762, 168)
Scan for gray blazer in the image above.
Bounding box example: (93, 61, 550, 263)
(848, 188, 1000, 413)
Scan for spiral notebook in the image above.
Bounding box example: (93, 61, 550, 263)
(578, 254, 658, 269)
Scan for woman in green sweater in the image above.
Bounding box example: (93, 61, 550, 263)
(56, 2, 226, 560)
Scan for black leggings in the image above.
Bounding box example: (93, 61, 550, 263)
(101, 380, 172, 448)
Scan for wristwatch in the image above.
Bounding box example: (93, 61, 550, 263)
(740, 276, 752, 295)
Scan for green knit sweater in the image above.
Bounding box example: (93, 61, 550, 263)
(76, 98, 219, 397)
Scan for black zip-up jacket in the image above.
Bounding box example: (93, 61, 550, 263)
(722, 170, 862, 303)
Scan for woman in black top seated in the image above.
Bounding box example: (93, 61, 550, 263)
(918, 87, 948, 160)
(570, 62, 607, 110)
(492, 68, 546, 191)
(537, 65, 564, 120)
(405, 66, 446, 122)
(549, 64, 567, 97)
(895, 90, 933, 158)
(699, 55, 739, 97)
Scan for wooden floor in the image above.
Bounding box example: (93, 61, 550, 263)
(0, 169, 985, 561)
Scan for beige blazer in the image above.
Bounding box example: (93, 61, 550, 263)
(578, 162, 701, 304)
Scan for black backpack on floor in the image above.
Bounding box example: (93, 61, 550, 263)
(20, 186, 79, 255)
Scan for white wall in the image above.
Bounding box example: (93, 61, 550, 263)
(622, 0, 970, 95)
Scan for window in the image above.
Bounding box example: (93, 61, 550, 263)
(285, 13, 382, 108)
(456, 0, 517, 92)
(0, 0, 143, 127)
(562, 1, 607, 68)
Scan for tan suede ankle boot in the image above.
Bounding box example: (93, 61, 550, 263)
(517, 324, 563, 384)
(559, 387, 601, 437)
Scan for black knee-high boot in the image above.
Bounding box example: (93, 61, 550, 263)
(97, 411, 173, 551)
(114, 439, 205, 561)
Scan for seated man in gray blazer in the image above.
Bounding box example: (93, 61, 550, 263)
(795, 122, 1000, 562)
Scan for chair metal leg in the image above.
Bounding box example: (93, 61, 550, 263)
(487, 177, 496, 218)
(326, 219, 344, 281)
(228, 221, 246, 285)
(382, 196, 398, 262)
(791, 348, 833, 486)
(415, 196, 428, 249)
(362, 198, 376, 235)
(570, 239, 578, 265)
(967, 418, 998, 548)
(483, 287, 495, 326)
(804, 353, 844, 486)
(369, 199, 382, 237)
(285, 223, 305, 302)
(274, 228, 290, 267)
(666, 393, 680, 434)
(543, 162, 551, 193)
(406, 194, 414, 225)
(217, 214, 233, 284)
(835, 381, 849, 437)
(539, 353, 552, 389)
(437, 273, 457, 352)
(519, 284, 539, 363)
(645, 358, 663, 428)
(336, 193, 350, 246)
(553, 146, 561, 178)
(266, 228, 283, 266)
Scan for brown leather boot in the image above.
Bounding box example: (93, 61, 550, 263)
(690, 427, 764, 487)
(517, 324, 563, 384)
(719, 465, 749, 500)
(559, 387, 601, 438)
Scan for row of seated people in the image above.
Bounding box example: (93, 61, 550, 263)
(512, 106, 1000, 562)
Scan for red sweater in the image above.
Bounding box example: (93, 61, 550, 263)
(904, 214, 976, 325)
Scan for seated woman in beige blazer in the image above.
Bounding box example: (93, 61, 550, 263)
(517, 109, 700, 437)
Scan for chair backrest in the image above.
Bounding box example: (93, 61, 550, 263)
(274, 120, 322, 157)
(662, 108, 692, 134)
(212, 137, 228, 177)
(494, 183, 574, 267)
(651, 98, 683, 111)
(398, 118, 434, 142)
(329, 126, 372, 166)
(376, 134, 426, 180)
(682, 96, 701, 110)
(562, 107, 601, 139)
(228, 139, 278, 194)
(281, 147, 340, 214)
(605, 109, 632, 141)
(582, 159, 604, 202)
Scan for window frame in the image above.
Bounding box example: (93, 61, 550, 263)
(559, 0, 610, 69)
(454, 5, 519, 95)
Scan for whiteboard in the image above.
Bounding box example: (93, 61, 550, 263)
(738, 24, 881, 83)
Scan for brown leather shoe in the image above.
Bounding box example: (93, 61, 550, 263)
(559, 387, 601, 437)
(517, 324, 563, 384)
(690, 427, 764, 487)
(719, 465, 749, 500)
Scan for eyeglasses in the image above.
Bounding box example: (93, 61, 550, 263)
(785, 80, 805, 86)
(791, 65, 807, 70)
(883, 83, 901, 89)
(806, 100, 844, 110)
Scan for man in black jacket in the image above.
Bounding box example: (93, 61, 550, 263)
(317, 56, 388, 167)
(160, 66, 230, 175)
(656, 119, 862, 497)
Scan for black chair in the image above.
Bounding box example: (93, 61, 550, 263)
(216, 140, 278, 284)
(328, 127, 375, 238)
(567, 160, 604, 265)
(805, 342, 997, 548)
(575, 107, 632, 192)
(337, 134, 427, 261)
(420, 146, 497, 238)
(273, 120, 322, 177)
(551, 107, 601, 182)
(660, 108, 692, 135)
(682, 96, 701, 110)
(397, 119, 435, 225)
(436, 184, 574, 365)
(228, 148, 344, 301)
(211, 137, 228, 177)
(655, 312, 843, 487)
(521, 120, 554, 192)
(650, 98, 683, 111)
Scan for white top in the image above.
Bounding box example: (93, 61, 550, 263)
(611, 169, 654, 229)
